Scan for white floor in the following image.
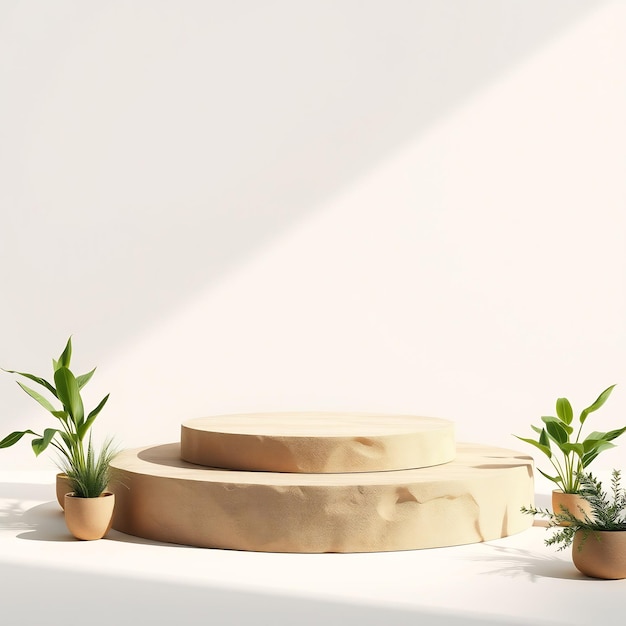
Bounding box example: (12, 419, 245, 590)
(1, 472, 624, 626)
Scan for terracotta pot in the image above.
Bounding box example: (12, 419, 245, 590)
(64, 492, 115, 540)
(552, 490, 593, 526)
(56, 473, 73, 510)
(572, 529, 626, 579)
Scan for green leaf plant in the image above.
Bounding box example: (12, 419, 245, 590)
(1, 337, 111, 472)
(521, 469, 626, 551)
(514, 385, 626, 493)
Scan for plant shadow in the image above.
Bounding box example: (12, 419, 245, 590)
(15, 502, 189, 547)
(0, 482, 62, 533)
(468, 543, 584, 581)
(0, 481, 186, 546)
(14, 501, 74, 542)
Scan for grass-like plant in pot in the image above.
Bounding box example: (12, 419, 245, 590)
(1, 336, 110, 508)
(57, 436, 118, 540)
(514, 385, 626, 520)
(58, 436, 117, 498)
(522, 469, 626, 579)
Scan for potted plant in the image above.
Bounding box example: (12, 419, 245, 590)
(522, 469, 626, 579)
(57, 436, 118, 540)
(1, 337, 110, 508)
(514, 384, 626, 520)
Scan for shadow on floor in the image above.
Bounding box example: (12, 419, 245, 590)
(466, 543, 584, 581)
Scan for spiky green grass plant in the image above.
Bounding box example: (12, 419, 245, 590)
(57, 436, 118, 498)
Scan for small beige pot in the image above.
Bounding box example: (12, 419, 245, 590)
(572, 529, 626, 579)
(56, 473, 73, 510)
(64, 492, 115, 540)
(552, 490, 593, 526)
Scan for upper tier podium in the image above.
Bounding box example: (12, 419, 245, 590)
(180, 412, 456, 473)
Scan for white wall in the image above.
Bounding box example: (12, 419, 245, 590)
(1, 1, 625, 491)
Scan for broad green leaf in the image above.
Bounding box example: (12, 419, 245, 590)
(514, 435, 552, 458)
(544, 420, 569, 446)
(54, 367, 84, 426)
(583, 437, 610, 453)
(560, 442, 584, 457)
(539, 428, 551, 449)
(31, 428, 59, 456)
(581, 443, 615, 468)
(537, 468, 562, 484)
(52, 410, 68, 422)
(580, 384, 616, 424)
(16, 382, 57, 414)
(581, 451, 599, 468)
(0, 429, 38, 448)
(541, 415, 558, 423)
(588, 440, 615, 457)
(584, 427, 626, 444)
(583, 426, 626, 451)
(541, 415, 573, 435)
(583, 430, 606, 442)
(531, 425, 542, 434)
(603, 426, 626, 441)
(58, 336, 72, 368)
(2, 369, 58, 398)
(59, 431, 73, 450)
(76, 367, 96, 390)
(555, 397, 573, 425)
(77, 393, 109, 439)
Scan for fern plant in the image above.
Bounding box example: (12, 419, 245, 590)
(522, 469, 626, 551)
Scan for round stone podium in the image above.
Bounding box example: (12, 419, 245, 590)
(109, 440, 534, 553)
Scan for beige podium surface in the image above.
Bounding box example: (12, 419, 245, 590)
(110, 442, 534, 553)
(180, 412, 456, 472)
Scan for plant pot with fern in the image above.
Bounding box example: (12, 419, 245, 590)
(514, 385, 626, 523)
(1, 337, 111, 509)
(59, 437, 118, 540)
(523, 469, 626, 579)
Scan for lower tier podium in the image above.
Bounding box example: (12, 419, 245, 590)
(109, 442, 534, 553)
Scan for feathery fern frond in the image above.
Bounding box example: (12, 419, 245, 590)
(522, 469, 626, 551)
